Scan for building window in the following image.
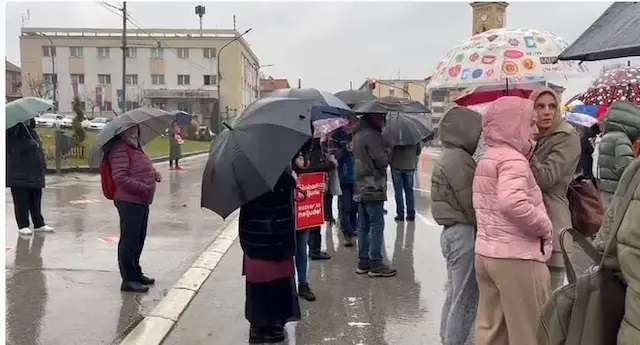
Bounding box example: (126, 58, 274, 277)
(151, 74, 165, 85)
(43, 73, 57, 85)
(177, 74, 190, 86)
(203, 75, 217, 86)
(71, 74, 85, 85)
(125, 74, 138, 85)
(177, 48, 190, 59)
(98, 74, 111, 85)
(203, 48, 216, 59)
(152, 101, 167, 110)
(70, 47, 83, 58)
(389, 89, 395, 97)
(177, 102, 192, 113)
(43, 46, 56, 57)
(97, 47, 110, 58)
(103, 101, 112, 111)
(126, 101, 139, 111)
(151, 47, 164, 59)
(125, 47, 137, 58)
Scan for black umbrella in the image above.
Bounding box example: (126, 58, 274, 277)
(201, 97, 313, 218)
(268, 88, 351, 112)
(353, 97, 428, 114)
(89, 107, 177, 167)
(383, 113, 432, 147)
(334, 89, 377, 107)
(559, 2, 640, 61)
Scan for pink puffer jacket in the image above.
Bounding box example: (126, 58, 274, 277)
(109, 141, 157, 205)
(473, 97, 553, 263)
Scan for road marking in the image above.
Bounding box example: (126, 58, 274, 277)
(98, 236, 119, 244)
(119, 217, 239, 345)
(69, 199, 103, 204)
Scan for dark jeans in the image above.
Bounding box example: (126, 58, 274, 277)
(308, 226, 322, 255)
(391, 169, 416, 218)
(338, 184, 357, 236)
(324, 193, 334, 221)
(170, 159, 180, 167)
(11, 187, 45, 229)
(357, 201, 385, 263)
(114, 201, 149, 282)
(295, 230, 310, 284)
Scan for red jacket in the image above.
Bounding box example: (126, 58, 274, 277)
(108, 141, 157, 205)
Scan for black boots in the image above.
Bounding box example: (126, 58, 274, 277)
(120, 281, 149, 293)
(298, 283, 316, 301)
(249, 326, 285, 344)
(139, 275, 155, 285)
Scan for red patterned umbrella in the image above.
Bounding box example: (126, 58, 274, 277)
(580, 66, 640, 106)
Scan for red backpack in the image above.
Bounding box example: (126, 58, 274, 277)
(100, 146, 131, 200)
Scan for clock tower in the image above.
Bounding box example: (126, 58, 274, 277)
(471, 2, 509, 35)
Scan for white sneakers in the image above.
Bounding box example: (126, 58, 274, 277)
(18, 228, 33, 235)
(34, 225, 55, 233)
(17, 225, 55, 235)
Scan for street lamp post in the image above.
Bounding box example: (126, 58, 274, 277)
(217, 28, 252, 133)
(33, 33, 57, 112)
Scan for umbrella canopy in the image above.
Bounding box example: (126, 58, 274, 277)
(89, 107, 177, 167)
(580, 66, 640, 106)
(353, 97, 428, 114)
(559, 2, 640, 61)
(6, 97, 53, 129)
(175, 111, 193, 127)
(313, 118, 349, 138)
(454, 82, 539, 106)
(334, 89, 377, 107)
(268, 88, 351, 112)
(429, 28, 587, 88)
(383, 113, 432, 146)
(201, 97, 313, 218)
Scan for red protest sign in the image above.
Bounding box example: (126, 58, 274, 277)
(295, 172, 326, 230)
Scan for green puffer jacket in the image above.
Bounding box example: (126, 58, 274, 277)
(594, 158, 640, 345)
(353, 118, 390, 202)
(599, 102, 640, 193)
(431, 107, 481, 227)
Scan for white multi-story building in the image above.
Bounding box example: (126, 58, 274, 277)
(20, 27, 260, 131)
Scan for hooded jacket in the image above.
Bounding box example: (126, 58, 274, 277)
(599, 101, 640, 194)
(353, 117, 390, 202)
(473, 97, 553, 263)
(529, 87, 581, 267)
(431, 107, 482, 227)
(6, 122, 46, 189)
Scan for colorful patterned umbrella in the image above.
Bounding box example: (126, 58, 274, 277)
(430, 28, 588, 88)
(579, 66, 640, 106)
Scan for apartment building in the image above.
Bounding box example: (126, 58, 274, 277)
(20, 27, 260, 131)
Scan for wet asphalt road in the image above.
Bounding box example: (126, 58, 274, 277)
(5, 155, 232, 345)
(164, 149, 446, 345)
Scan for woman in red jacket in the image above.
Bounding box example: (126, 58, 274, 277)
(107, 125, 161, 293)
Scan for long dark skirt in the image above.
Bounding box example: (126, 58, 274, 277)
(243, 255, 300, 328)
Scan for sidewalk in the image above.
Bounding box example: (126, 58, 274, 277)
(5, 155, 231, 345)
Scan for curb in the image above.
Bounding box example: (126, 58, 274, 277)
(45, 150, 210, 174)
(119, 217, 239, 345)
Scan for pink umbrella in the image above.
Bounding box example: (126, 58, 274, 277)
(313, 118, 349, 138)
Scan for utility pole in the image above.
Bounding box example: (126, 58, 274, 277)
(121, 1, 127, 112)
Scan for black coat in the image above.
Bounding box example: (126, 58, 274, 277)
(6, 123, 46, 189)
(239, 171, 296, 261)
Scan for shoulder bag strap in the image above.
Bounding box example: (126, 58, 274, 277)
(599, 165, 640, 267)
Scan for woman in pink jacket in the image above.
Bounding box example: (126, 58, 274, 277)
(473, 96, 553, 345)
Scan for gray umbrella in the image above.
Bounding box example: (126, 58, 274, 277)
(353, 97, 428, 114)
(383, 112, 432, 147)
(268, 88, 351, 112)
(559, 2, 640, 61)
(334, 89, 377, 107)
(89, 107, 177, 167)
(201, 97, 312, 218)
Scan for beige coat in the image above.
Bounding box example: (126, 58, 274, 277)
(530, 87, 581, 268)
(594, 158, 640, 345)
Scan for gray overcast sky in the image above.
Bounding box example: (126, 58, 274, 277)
(4, 1, 622, 96)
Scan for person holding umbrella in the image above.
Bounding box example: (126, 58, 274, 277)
(168, 120, 184, 170)
(353, 113, 395, 277)
(7, 119, 54, 235)
(103, 125, 161, 293)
